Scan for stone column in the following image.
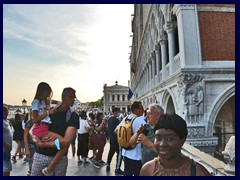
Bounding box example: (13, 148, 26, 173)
(155, 44, 160, 83)
(159, 34, 168, 81)
(109, 94, 112, 102)
(165, 21, 176, 75)
(144, 68, 147, 93)
(149, 60, 152, 89)
(173, 4, 200, 67)
(146, 64, 149, 90)
(151, 52, 156, 86)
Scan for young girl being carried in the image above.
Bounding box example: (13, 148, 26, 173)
(30, 82, 68, 176)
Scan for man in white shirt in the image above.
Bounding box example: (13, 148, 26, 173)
(115, 101, 145, 176)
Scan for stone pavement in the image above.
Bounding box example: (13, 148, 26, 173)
(10, 141, 124, 176)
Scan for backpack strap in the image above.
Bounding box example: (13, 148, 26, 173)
(125, 115, 137, 123)
(128, 116, 137, 136)
(190, 159, 197, 176)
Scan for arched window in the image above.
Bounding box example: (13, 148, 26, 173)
(172, 14, 179, 55)
(158, 44, 162, 71)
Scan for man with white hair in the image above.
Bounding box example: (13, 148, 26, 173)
(130, 103, 164, 164)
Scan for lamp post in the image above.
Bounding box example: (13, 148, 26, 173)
(22, 99, 27, 115)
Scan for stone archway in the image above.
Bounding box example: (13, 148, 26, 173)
(213, 95, 235, 161)
(207, 84, 235, 136)
(166, 96, 175, 113)
(162, 88, 177, 113)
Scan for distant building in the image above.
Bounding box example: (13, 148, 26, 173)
(6, 105, 31, 120)
(130, 4, 235, 157)
(103, 81, 130, 113)
(80, 102, 90, 111)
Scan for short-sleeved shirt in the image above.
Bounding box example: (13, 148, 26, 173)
(3, 119, 13, 152)
(107, 116, 120, 140)
(116, 113, 146, 161)
(78, 118, 90, 134)
(32, 99, 47, 115)
(36, 109, 79, 156)
(32, 99, 51, 124)
(141, 127, 158, 164)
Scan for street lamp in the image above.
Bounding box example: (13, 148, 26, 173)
(22, 99, 27, 115)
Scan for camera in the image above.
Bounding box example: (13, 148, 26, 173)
(142, 123, 150, 136)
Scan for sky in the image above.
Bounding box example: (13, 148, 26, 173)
(3, 4, 133, 106)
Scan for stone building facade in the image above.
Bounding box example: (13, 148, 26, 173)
(103, 81, 130, 113)
(129, 4, 235, 157)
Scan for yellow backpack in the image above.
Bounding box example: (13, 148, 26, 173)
(117, 116, 137, 150)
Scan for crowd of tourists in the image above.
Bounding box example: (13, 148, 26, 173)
(3, 82, 211, 176)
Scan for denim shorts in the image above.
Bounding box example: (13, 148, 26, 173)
(3, 160, 12, 172)
(3, 151, 10, 161)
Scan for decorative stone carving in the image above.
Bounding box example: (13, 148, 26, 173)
(178, 73, 203, 96)
(164, 21, 176, 33)
(222, 136, 235, 174)
(159, 34, 168, 43)
(184, 89, 198, 124)
(188, 139, 218, 147)
(195, 85, 204, 122)
(182, 73, 203, 85)
(178, 73, 203, 124)
(188, 126, 205, 138)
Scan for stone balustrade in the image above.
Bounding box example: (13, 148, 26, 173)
(182, 143, 235, 176)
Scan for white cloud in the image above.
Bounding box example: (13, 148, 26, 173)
(3, 4, 133, 105)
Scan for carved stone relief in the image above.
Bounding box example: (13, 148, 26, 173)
(222, 135, 235, 174)
(188, 139, 218, 147)
(188, 126, 205, 138)
(177, 73, 204, 124)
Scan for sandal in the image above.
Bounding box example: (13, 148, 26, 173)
(11, 156, 17, 163)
